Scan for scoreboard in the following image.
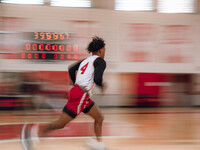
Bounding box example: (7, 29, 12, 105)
(20, 32, 80, 61)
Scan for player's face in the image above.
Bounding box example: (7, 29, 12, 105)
(100, 47, 105, 59)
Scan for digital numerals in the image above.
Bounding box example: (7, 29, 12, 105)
(34, 32, 69, 40)
(21, 53, 79, 60)
(25, 43, 78, 52)
(22, 32, 79, 61)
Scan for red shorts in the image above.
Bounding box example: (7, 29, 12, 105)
(63, 84, 94, 118)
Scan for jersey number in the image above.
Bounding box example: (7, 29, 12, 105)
(80, 62, 89, 74)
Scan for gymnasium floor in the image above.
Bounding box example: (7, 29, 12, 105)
(1, 107, 200, 150)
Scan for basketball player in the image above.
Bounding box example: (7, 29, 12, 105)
(25, 36, 107, 150)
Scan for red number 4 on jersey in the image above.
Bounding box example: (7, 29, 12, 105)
(80, 62, 89, 74)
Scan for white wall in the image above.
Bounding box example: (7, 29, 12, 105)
(0, 3, 200, 73)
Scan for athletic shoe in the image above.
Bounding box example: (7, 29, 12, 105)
(86, 138, 106, 150)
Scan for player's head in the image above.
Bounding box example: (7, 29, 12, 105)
(87, 36, 106, 59)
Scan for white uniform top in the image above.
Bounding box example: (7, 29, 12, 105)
(75, 55, 100, 91)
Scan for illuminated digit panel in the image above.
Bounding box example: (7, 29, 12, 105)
(20, 53, 79, 60)
(25, 43, 78, 52)
(21, 32, 79, 61)
(33, 32, 69, 40)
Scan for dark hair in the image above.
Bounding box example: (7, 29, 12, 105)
(87, 36, 105, 53)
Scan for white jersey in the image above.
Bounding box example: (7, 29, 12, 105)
(75, 55, 100, 91)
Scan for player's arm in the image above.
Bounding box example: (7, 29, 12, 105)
(68, 60, 83, 84)
(93, 57, 106, 91)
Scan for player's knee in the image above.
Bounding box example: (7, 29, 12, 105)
(55, 123, 66, 129)
(96, 115, 104, 124)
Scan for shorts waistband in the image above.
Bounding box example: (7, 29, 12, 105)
(75, 84, 88, 93)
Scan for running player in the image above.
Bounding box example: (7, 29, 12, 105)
(25, 36, 107, 150)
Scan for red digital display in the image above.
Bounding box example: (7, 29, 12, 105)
(34, 32, 69, 40)
(21, 32, 79, 61)
(25, 43, 78, 52)
(20, 53, 79, 60)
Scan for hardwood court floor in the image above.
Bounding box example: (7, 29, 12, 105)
(1, 107, 200, 150)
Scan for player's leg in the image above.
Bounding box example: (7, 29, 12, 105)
(23, 106, 75, 150)
(83, 103, 106, 150)
(39, 85, 80, 136)
(86, 104, 104, 142)
(39, 106, 75, 136)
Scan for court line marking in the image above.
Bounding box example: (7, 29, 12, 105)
(0, 136, 138, 144)
(0, 121, 142, 141)
(0, 121, 133, 125)
(1, 111, 200, 116)
(0, 121, 94, 125)
(20, 122, 27, 150)
(1, 138, 200, 144)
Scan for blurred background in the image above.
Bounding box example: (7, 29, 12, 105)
(1, 1, 200, 150)
(0, 0, 200, 110)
